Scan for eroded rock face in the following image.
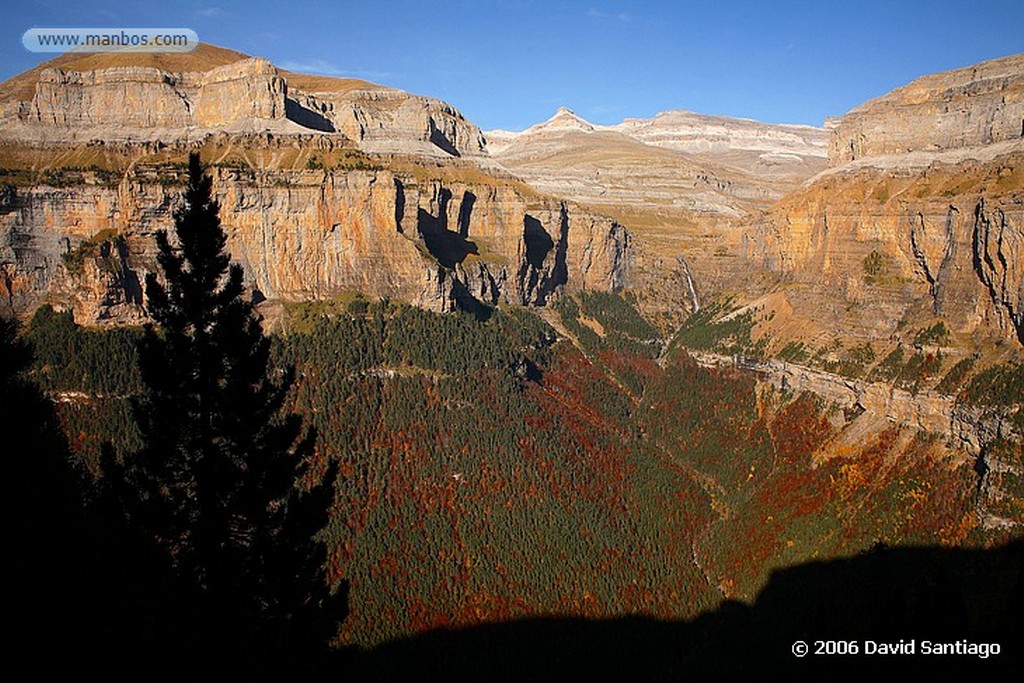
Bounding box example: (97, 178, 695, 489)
(0, 46, 623, 322)
(2, 45, 486, 158)
(746, 53, 1024, 345)
(951, 402, 1022, 455)
(829, 53, 1024, 163)
(699, 350, 1017, 449)
(289, 88, 487, 158)
(765, 360, 956, 435)
(0, 149, 630, 324)
(746, 156, 1023, 342)
(28, 58, 287, 129)
(973, 199, 1024, 341)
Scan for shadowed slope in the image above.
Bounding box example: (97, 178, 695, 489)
(347, 542, 1022, 680)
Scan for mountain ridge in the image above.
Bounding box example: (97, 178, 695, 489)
(0, 42, 486, 158)
(486, 106, 828, 160)
(0, 45, 1021, 348)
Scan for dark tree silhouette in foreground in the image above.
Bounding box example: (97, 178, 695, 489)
(3, 315, 87, 663)
(7, 313, 193, 676)
(106, 153, 346, 665)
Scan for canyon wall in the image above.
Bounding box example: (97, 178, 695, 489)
(830, 54, 1024, 163)
(27, 58, 287, 129)
(747, 54, 1024, 344)
(288, 87, 486, 158)
(747, 158, 1023, 341)
(0, 44, 590, 323)
(0, 143, 630, 324)
(2, 45, 486, 158)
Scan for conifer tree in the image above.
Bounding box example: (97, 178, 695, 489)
(4, 315, 87, 661)
(110, 153, 345, 659)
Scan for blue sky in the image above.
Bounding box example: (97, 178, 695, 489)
(3, 1, 1022, 130)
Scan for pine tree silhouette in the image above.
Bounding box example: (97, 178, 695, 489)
(3, 315, 88, 664)
(108, 153, 346, 664)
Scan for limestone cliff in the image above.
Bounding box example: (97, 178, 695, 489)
(0, 137, 629, 324)
(746, 54, 1024, 345)
(27, 57, 287, 129)
(747, 157, 1023, 341)
(830, 53, 1024, 163)
(0, 44, 603, 323)
(0, 43, 486, 158)
(286, 75, 486, 158)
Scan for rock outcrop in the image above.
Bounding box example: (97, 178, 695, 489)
(0, 43, 486, 158)
(286, 82, 486, 158)
(610, 109, 827, 171)
(694, 350, 1019, 452)
(0, 138, 630, 323)
(746, 54, 1024, 345)
(27, 57, 286, 129)
(829, 54, 1024, 163)
(973, 199, 1024, 340)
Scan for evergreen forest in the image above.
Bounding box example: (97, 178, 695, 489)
(18, 291, 1019, 652)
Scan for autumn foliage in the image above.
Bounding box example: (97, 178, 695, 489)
(24, 290, 1011, 648)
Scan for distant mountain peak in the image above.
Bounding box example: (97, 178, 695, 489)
(537, 106, 595, 133)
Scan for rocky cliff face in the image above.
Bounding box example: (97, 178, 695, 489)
(27, 57, 287, 129)
(0, 44, 599, 323)
(0, 138, 629, 324)
(287, 83, 486, 158)
(747, 157, 1023, 341)
(485, 107, 831, 329)
(830, 54, 1024, 163)
(747, 54, 1024, 345)
(0, 43, 486, 158)
(973, 198, 1024, 339)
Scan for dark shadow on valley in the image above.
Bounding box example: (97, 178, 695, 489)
(340, 542, 1023, 680)
(450, 277, 494, 321)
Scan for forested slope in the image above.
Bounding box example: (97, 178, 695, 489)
(22, 294, 1020, 647)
